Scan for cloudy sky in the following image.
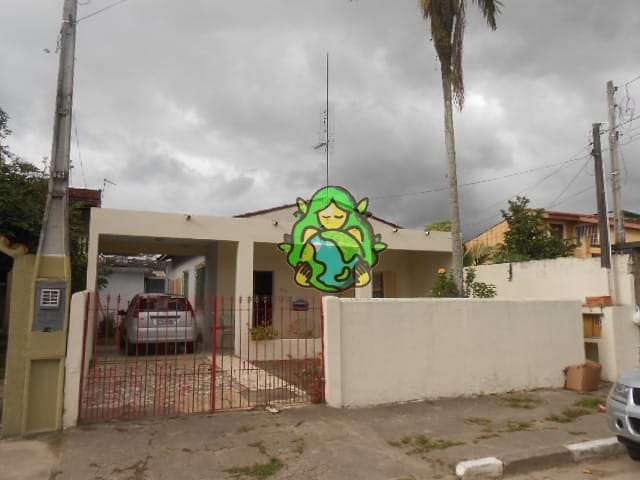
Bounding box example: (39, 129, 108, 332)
(1, 0, 639, 238)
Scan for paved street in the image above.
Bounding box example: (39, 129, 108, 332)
(2, 387, 634, 480)
(509, 455, 639, 479)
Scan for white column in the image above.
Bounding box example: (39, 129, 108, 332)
(234, 241, 254, 356)
(322, 296, 343, 407)
(203, 242, 218, 350)
(355, 281, 373, 298)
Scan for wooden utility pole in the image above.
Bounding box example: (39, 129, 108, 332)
(36, 0, 77, 261)
(606, 80, 625, 246)
(592, 123, 612, 269)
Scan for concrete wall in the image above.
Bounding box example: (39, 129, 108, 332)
(472, 255, 636, 306)
(593, 306, 640, 381)
(322, 297, 584, 408)
(472, 256, 639, 381)
(100, 268, 144, 308)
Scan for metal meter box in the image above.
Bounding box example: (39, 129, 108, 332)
(33, 281, 66, 332)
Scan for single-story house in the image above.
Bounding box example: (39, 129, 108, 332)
(85, 202, 452, 353)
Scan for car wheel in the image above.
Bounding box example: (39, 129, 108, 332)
(627, 445, 640, 461)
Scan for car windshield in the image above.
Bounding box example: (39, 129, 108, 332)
(138, 296, 187, 312)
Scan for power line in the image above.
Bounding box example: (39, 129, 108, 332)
(370, 155, 588, 201)
(549, 185, 595, 209)
(623, 74, 640, 87)
(76, 0, 131, 23)
(546, 158, 590, 208)
(72, 112, 87, 188)
(461, 159, 579, 229)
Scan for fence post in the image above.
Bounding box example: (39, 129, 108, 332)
(210, 296, 218, 412)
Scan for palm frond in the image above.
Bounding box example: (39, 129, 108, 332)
(471, 0, 501, 30)
(451, 0, 466, 108)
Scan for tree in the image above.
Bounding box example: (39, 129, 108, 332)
(431, 266, 496, 298)
(419, 0, 501, 292)
(0, 107, 12, 163)
(0, 110, 105, 293)
(463, 243, 494, 266)
(494, 196, 576, 263)
(426, 219, 452, 232)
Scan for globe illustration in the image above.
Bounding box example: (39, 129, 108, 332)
(306, 230, 363, 292)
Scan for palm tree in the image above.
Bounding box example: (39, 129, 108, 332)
(419, 0, 501, 292)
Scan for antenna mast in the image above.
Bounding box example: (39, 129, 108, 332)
(325, 52, 329, 190)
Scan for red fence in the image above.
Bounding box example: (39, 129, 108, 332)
(78, 293, 325, 423)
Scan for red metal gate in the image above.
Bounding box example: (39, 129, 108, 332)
(78, 293, 324, 423)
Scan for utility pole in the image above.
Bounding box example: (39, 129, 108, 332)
(607, 80, 625, 246)
(36, 0, 77, 264)
(592, 123, 612, 269)
(1, 0, 78, 437)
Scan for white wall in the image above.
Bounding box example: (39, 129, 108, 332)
(599, 306, 640, 381)
(322, 297, 584, 408)
(471, 256, 635, 306)
(100, 268, 144, 309)
(166, 256, 205, 308)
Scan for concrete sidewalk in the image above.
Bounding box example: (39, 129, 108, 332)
(1, 386, 619, 480)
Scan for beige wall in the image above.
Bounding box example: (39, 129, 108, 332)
(472, 256, 639, 381)
(598, 306, 640, 381)
(323, 297, 584, 408)
(472, 255, 636, 306)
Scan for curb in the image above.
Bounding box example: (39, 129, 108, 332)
(455, 437, 625, 479)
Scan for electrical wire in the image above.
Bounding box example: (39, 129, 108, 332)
(548, 185, 595, 209)
(546, 158, 590, 208)
(461, 159, 579, 229)
(623, 74, 640, 87)
(72, 112, 88, 188)
(370, 155, 588, 201)
(76, 0, 132, 23)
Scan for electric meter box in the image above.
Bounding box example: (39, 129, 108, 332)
(33, 281, 66, 332)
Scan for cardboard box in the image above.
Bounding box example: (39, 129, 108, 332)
(565, 362, 602, 393)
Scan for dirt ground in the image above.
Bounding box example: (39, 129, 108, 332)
(1, 385, 625, 480)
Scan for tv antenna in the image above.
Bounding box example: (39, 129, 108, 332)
(313, 53, 331, 193)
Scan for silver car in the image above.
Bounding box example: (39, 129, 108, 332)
(120, 293, 196, 355)
(607, 368, 640, 460)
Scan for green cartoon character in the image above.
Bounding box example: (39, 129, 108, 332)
(278, 186, 387, 293)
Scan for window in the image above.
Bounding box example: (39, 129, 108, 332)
(40, 288, 61, 309)
(549, 223, 564, 239)
(373, 272, 384, 298)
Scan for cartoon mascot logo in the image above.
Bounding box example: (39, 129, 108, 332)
(278, 186, 387, 293)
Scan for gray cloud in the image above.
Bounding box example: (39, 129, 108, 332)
(1, 0, 639, 239)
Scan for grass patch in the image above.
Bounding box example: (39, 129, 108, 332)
(464, 417, 492, 427)
(498, 394, 542, 410)
(237, 425, 256, 434)
(388, 434, 464, 456)
(248, 441, 267, 455)
(473, 433, 501, 443)
(502, 420, 535, 433)
(546, 407, 592, 424)
(224, 458, 284, 479)
(574, 396, 605, 411)
(546, 414, 572, 423)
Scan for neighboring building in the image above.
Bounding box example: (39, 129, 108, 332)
(466, 210, 640, 258)
(99, 256, 168, 309)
